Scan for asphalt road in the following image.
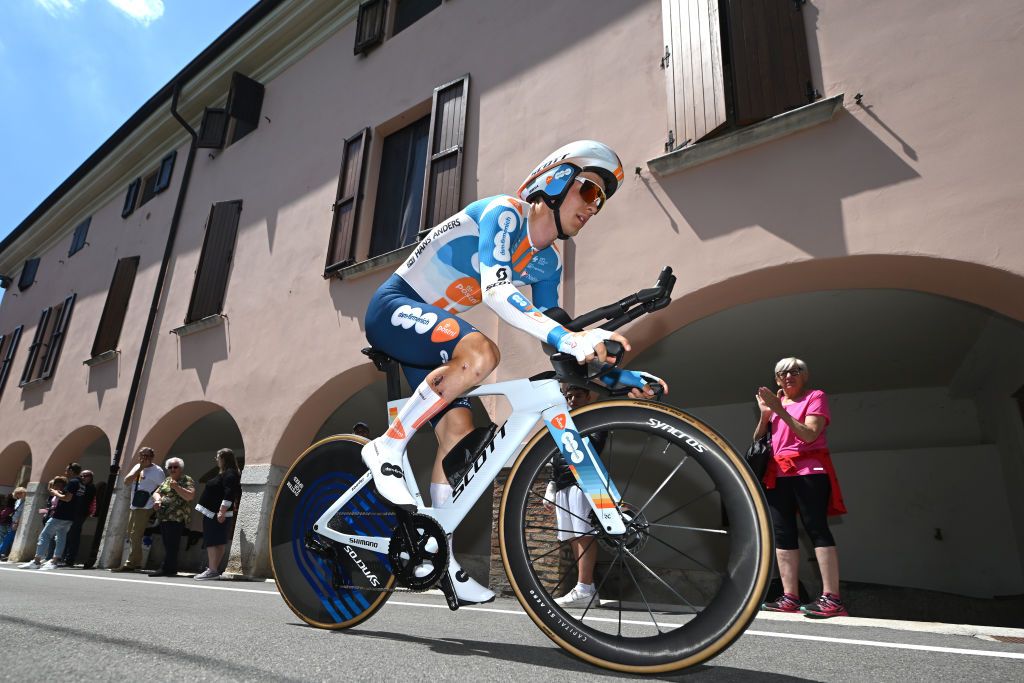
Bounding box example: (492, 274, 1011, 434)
(2, 566, 1022, 681)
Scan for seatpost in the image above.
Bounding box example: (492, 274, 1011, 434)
(384, 360, 404, 402)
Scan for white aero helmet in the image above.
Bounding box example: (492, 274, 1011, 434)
(517, 140, 624, 206)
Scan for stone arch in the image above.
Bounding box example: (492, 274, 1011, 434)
(132, 401, 226, 465)
(0, 441, 31, 488)
(270, 362, 380, 467)
(38, 426, 109, 482)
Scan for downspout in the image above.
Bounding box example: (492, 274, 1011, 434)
(88, 83, 199, 566)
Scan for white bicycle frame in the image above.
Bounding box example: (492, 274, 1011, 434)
(314, 376, 628, 554)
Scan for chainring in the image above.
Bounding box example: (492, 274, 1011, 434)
(387, 513, 449, 591)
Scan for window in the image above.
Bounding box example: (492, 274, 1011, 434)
(186, 201, 242, 323)
(122, 177, 141, 218)
(325, 128, 371, 273)
(139, 169, 160, 207)
(359, 74, 469, 260)
(393, 0, 441, 36)
(19, 293, 76, 385)
(68, 217, 91, 257)
(91, 256, 139, 357)
(661, 0, 815, 151)
(18, 258, 39, 291)
(155, 151, 176, 192)
(0, 326, 24, 399)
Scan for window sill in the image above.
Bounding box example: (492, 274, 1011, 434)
(329, 244, 416, 281)
(171, 314, 226, 337)
(19, 376, 48, 389)
(647, 93, 845, 176)
(83, 350, 118, 367)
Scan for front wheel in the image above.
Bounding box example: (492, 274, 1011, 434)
(499, 401, 771, 674)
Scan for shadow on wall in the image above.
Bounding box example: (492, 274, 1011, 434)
(177, 319, 230, 393)
(658, 112, 920, 257)
(87, 356, 119, 409)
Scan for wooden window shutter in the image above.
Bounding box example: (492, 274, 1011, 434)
(18, 258, 40, 291)
(122, 177, 141, 218)
(69, 217, 91, 257)
(354, 0, 387, 55)
(20, 307, 52, 385)
(186, 200, 242, 323)
(198, 108, 229, 149)
(722, 0, 813, 126)
(140, 170, 159, 206)
(326, 128, 371, 273)
(91, 256, 139, 357)
(40, 293, 76, 380)
(0, 326, 24, 397)
(155, 151, 177, 193)
(419, 74, 469, 234)
(661, 0, 727, 150)
(227, 73, 265, 127)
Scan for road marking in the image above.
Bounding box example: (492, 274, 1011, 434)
(0, 566, 278, 595)
(5, 568, 1022, 660)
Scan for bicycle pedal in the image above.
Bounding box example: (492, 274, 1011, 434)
(439, 572, 460, 611)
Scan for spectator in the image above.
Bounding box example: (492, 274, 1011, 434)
(194, 448, 241, 580)
(755, 357, 848, 619)
(112, 447, 164, 572)
(0, 495, 14, 556)
(544, 385, 606, 607)
(19, 475, 76, 570)
(150, 457, 196, 577)
(61, 463, 95, 567)
(352, 422, 371, 439)
(0, 487, 27, 560)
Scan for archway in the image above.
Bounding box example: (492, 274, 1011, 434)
(0, 441, 31, 493)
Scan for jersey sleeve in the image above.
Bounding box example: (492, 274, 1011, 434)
(478, 197, 570, 348)
(531, 270, 561, 312)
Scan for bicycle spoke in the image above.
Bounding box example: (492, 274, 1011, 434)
(620, 545, 701, 614)
(646, 487, 718, 526)
(634, 452, 688, 518)
(580, 547, 622, 621)
(622, 550, 664, 633)
(645, 529, 725, 577)
(523, 523, 602, 537)
(619, 432, 651, 500)
(649, 522, 728, 536)
(527, 534, 587, 564)
(528, 488, 593, 528)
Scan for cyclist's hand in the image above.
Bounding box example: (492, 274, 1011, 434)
(628, 374, 668, 400)
(542, 481, 557, 510)
(559, 329, 630, 364)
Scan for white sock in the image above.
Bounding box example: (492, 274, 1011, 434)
(576, 582, 595, 593)
(377, 380, 448, 454)
(430, 482, 453, 507)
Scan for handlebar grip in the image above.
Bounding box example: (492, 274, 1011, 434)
(603, 340, 624, 361)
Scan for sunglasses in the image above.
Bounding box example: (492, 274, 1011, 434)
(574, 177, 606, 213)
(167, 465, 181, 470)
(776, 369, 803, 378)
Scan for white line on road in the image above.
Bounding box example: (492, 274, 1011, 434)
(5, 567, 1022, 660)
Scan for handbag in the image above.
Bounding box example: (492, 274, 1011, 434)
(131, 477, 151, 508)
(744, 422, 772, 480)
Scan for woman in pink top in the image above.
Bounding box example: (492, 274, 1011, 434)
(754, 357, 848, 618)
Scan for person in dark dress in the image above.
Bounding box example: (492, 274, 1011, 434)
(194, 448, 241, 580)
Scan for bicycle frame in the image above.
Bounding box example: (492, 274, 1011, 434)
(313, 376, 628, 553)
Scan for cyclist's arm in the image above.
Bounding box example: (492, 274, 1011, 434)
(478, 200, 570, 348)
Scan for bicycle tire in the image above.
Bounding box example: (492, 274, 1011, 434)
(270, 434, 397, 629)
(500, 401, 771, 673)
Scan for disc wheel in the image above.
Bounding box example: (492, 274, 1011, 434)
(500, 401, 771, 673)
(270, 435, 398, 629)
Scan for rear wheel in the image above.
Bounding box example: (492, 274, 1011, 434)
(270, 435, 398, 629)
(500, 401, 771, 673)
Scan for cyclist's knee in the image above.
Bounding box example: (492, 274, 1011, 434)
(454, 334, 500, 374)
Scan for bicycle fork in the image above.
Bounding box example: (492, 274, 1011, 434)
(541, 406, 628, 536)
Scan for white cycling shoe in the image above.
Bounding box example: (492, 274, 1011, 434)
(361, 441, 417, 511)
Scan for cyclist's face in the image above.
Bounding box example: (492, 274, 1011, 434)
(559, 171, 606, 237)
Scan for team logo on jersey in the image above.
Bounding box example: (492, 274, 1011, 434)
(391, 305, 437, 334)
(506, 291, 535, 313)
(492, 209, 517, 261)
(551, 414, 567, 430)
(445, 277, 481, 306)
(431, 318, 460, 342)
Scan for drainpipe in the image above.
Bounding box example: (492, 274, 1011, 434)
(87, 83, 199, 567)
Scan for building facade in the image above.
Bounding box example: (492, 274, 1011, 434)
(1, 0, 1023, 602)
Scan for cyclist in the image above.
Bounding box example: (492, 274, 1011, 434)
(362, 140, 663, 604)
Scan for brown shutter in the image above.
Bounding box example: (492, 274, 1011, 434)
(20, 307, 52, 385)
(122, 177, 141, 218)
(198, 108, 229, 149)
(40, 293, 76, 379)
(92, 256, 140, 357)
(419, 74, 469, 234)
(354, 0, 388, 55)
(0, 325, 24, 397)
(661, 0, 727, 149)
(326, 128, 371, 273)
(723, 0, 813, 126)
(18, 258, 40, 291)
(69, 217, 91, 257)
(226, 72, 265, 127)
(187, 200, 242, 323)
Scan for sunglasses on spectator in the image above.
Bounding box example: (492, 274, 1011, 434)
(776, 369, 803, 378)
(574, 177, 606, 212)
(167, 465, 180, 470)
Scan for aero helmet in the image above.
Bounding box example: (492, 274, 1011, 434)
(517, 140, 624, 240)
